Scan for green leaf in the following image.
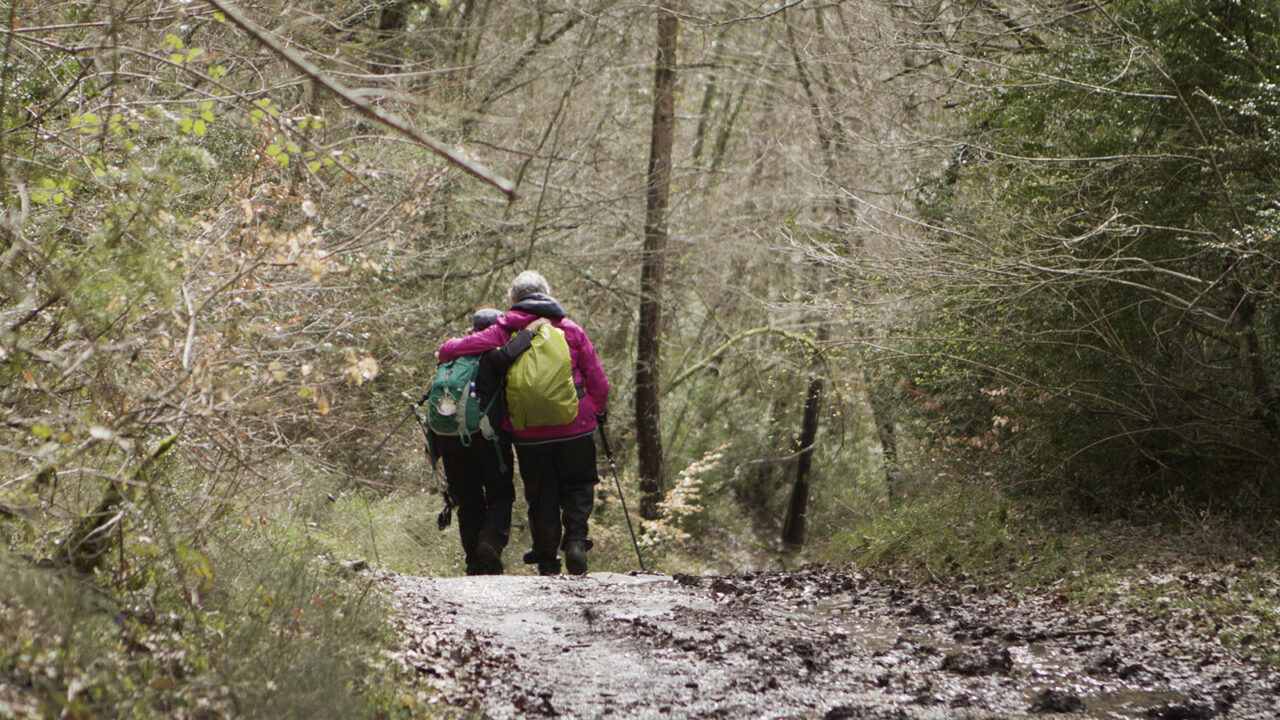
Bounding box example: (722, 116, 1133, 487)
(307, 161, 322, 173)
(31, 424, 53, 440)
(265, 143, 281, 157)
(169, 53, 185, 65)
(164, 33, 184, 50)
(185, 47, 203, 62)
(209, 65, 227, 80)
(285, 142, 300, 154)
(178, 117, 194, 134)
(193, 119, 207, 137)
(212, 10, 226, 22)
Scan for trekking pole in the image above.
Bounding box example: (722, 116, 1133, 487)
(400, 392, 456, 530)
(368, 392, 423, 456)
(346, 394, 421, 567)
(597, 420, 647, 573)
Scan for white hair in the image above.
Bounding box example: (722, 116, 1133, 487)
(507, 270, 551, 305)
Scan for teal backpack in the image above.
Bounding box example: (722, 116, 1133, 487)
(424, 356, 495, 445)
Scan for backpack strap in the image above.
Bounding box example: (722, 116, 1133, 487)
(477, 414, 509, 475)
(457, 383, 474, 447)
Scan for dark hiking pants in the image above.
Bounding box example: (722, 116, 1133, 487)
(432, 433, 515, 574)
(515, 433, 599, 572)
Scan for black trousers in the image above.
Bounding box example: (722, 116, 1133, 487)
(432, 433, 515, 572)
(515, 434, 598, 569)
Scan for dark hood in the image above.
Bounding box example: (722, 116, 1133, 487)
(511, 293, 566, 320)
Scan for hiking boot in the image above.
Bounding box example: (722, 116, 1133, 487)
(473, 539, 502, 574)
(564, 540, 588, 576)
(537, 559, 561, 576)
(522, 549, 538, 565)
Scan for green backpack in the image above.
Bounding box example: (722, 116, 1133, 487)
(505, 323, 579, 430)
(425, 355, 494, 444)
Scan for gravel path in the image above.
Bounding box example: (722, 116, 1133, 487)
(385, 567, 1280, 719)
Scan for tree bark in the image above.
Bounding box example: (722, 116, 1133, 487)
(636, 1, 678, 520)
(782, 325, 829, 548)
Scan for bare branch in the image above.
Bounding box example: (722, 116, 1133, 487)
(204, 0, 516, 199)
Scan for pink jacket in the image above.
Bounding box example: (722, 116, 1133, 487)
(437, 308, 609, 443)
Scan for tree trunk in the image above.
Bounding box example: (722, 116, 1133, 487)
(691, 29, 730, 164)
(782, 325, 829, 548)
(372, 1, 411, 74)
(778, 12, 837, 548)
(636, 1, 678, 520)
(708, 88, 745, 174)
(1230, 289, 1279, 441)
(61, 435, 177, 573)
(866, 370, 901, 499)
(741, 389, 792, 523)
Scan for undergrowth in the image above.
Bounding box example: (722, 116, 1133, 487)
(814, 475, 1280, 666)
(0, 455, 450, 719)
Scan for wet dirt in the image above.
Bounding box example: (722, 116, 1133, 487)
(385, 568, 1280, 719)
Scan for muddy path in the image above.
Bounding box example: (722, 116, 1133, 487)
(385, 568, 1279, 719)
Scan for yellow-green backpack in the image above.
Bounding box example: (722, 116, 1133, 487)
(505, 322, 579, 430)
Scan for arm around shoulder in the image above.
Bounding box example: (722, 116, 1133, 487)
(437, 324, 508, 363)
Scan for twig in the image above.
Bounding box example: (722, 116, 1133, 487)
(181, 285, 197, 371)
(666, 326, 823, 393)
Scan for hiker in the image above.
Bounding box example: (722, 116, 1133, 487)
(436, 271, 609, 576)
(428, 309, 538, 576)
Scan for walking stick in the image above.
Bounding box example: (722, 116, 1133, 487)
(369, 393, 422, 460)
(402, 392, 456, 530)
(597, 420, 647, 573)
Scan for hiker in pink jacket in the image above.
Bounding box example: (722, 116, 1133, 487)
(437, 271, 609, 575)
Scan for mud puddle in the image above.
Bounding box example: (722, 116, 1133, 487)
(385, 567, 1280, 719)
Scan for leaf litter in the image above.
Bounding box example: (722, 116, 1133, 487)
(382, 566, 1280, 719)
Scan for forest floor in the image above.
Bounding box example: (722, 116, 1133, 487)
(385, 566, 1280, 719)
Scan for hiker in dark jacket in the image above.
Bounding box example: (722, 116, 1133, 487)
(437, 271, 610, 576)
(429, 309, 537, 575)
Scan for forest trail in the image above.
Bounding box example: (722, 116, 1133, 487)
(385, 567, 1279, 719)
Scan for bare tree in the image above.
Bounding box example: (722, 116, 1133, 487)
(636, 0, 679, 519)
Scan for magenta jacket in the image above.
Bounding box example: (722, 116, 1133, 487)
(437, 296, 609, 444)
